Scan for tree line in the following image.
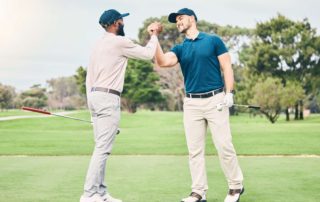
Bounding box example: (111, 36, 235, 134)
(1, 14, 319, 123)
(0, 77, 86, 111)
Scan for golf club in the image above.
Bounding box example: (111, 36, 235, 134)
(216, 103, 260, 111)
(233, 104, 261, 110)
(21, 106, 120, 134)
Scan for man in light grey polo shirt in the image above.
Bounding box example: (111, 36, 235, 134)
(80, 9, 161, 202)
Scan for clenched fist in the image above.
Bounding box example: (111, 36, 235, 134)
(147, 22, 163, 36)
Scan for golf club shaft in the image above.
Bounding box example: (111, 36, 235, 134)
(53, 113, 120, 134)
(51, 113, 92, 123)
(215, 104, 260, 110)
(233, 104, 261, 109)
(22, 106, 92, 123)
(22, 106, 120, 134)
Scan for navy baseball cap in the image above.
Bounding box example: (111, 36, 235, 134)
(168, 8, 198, 23)
(99, 9, 129, 26)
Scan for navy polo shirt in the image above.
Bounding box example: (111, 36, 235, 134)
(171, 32, 228, 93)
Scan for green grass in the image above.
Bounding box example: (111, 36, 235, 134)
(0, 156, 319, 202)
(0, 109, 36, 117)
(0, 111, 319, 155)
(0, 109, 76, 117)
(0, 111, 319, 201)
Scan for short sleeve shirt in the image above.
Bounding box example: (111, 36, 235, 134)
(171, 32, 228, 93)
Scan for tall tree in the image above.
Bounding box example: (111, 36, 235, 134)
(250, 77, 283, 123)
(0, 83, 16, 110)
(74, 66, 87, 96)
(240, 14, 320, 119)
(20, 84, 47, 108)
(122, 59, 164, 113)
(280, 81, 305, 121)
(250, 77, 305, 123)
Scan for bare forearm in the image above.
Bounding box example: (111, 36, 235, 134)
(155, 42, 167, 67)
(218, 53, 234, 92)
(223, 66, 234, 93)
(155, 42, 178, 68)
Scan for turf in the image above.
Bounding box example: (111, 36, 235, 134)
(0, 111, 319, 202)
(0, 156, 319, 202)
(0, 109, 35, 117)
(0, 111, 319, 155)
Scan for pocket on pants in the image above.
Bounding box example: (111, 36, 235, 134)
(89, 93, 120, 118)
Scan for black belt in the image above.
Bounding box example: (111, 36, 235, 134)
(91, 87, 121, 96)
(186, 88, 223, 98)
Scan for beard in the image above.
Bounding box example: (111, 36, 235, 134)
(179, 27, 188, 33)
(117, 24, 125, 36)
(178, 19, 191, 33)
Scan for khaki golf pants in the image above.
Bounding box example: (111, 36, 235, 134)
(83, 91, 120, 197)
(183, 92, 243, 196)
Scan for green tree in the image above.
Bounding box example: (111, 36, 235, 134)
(250, 77, 305, 123)
(20, 84, 47, 108)
(138, 16, 253, 111)
(241, 14, 320, 119)
(234, 69, 263, 114)
(280, 81, 305, 121)
(139, 16, 253, 52)
(74, 66, 87, 96)
(250, 77, 282, 123)
(122, 59, 164, 113)
(0, 83, 16, 110)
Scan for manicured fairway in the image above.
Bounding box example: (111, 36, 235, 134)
(0, 156, 319, 202)
(0, 111, 319, 155)
(0, 111, 319, 201)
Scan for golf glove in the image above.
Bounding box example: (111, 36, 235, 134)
(223, 92, 234, 108)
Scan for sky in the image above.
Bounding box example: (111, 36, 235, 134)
(0, 0, 319, 91)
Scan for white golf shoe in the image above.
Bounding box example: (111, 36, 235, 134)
(200, 194, 206, 202)
(224, 187, 244, 202)
(181, 192, 202, 202)
(80, 193, 122, 202)
(101, 193, 122, 202)
(80, 194, 104, 202)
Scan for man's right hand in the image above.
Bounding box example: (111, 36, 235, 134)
(147, 22, 163, 36)
(223, 92, 234, 108)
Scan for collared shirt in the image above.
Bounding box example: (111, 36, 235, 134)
(86, 32, 158, 93)
(171, 32, 228, 93)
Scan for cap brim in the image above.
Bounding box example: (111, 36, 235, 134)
(168, 12, 180, 23)
(121, 13, 130, 18)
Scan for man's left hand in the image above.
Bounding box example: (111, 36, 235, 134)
(223, 92, 234, 108)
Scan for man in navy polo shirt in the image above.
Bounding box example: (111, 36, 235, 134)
(154, 8, 244, 202)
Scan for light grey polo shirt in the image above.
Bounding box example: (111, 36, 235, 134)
(86, 32, 158, 93)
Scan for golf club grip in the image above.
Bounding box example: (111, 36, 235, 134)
(248, 106, 260, 109)
(22, 106, 51, 115)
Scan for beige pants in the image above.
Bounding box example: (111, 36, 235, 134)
(83, 91, 120, 197)
(183, 92, 243, 196)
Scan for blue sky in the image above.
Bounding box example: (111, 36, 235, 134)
(1, 0, 319, 91)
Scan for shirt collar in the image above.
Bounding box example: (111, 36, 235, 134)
(184, 32, 205, 42)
